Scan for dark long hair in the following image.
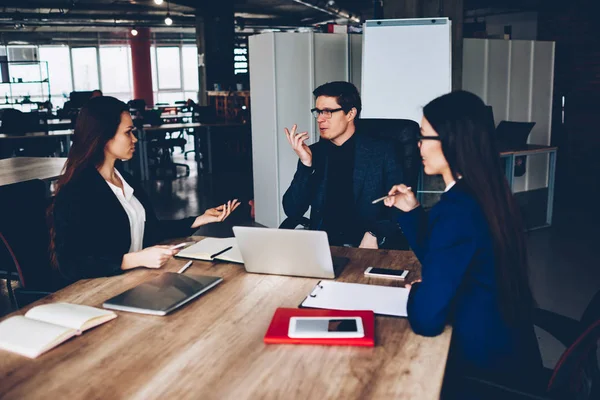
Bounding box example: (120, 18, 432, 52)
(423, 90, 534, 326)
(48, 96, 129, 267)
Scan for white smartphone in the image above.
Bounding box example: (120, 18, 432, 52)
(364, 267, 409, 280)
(288, 317, 365, 339)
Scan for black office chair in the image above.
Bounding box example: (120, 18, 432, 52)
(0, 179, 63, 309)
(0, 109, 58, 157)
(457, 291, 600, 399)
(355, 118, 421, 189)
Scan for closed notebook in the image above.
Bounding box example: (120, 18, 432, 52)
(300, 280, 410, 317)
(0, 303, 117, 359)
(264, 307, 375, 346)
(176, 237, 243, 264)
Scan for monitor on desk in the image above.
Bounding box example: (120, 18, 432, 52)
(495, 121, 536, 150)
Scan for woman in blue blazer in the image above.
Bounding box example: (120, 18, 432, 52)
(384, 91, 543, 388)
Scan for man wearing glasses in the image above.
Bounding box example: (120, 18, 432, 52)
(282, 81, 403, 249)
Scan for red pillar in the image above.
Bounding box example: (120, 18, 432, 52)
(130, 28, 154, 106)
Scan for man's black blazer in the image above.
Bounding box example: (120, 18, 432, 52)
(52, 166, 195, 282)
(282, 133, 403, 245)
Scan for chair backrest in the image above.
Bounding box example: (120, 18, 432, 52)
(0, 179, 59, 291)
(192, 105, 217, 124)
(581, 290, 600, 331)
(356, 118, 421, 189)
(547, 319, 600, 400)
(0, 108, 26, 135)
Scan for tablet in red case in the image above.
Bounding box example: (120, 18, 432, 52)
(264, 308, 375, 346)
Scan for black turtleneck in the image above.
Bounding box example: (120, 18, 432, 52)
(322, 134, 359, 246)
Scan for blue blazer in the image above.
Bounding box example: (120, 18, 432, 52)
(398, 181, 542, 379)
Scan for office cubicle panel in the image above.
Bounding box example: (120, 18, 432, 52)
(249, 33, 280, 229)
(463, 39, 555, 193)
(349, 34, 362, 93)
(274, 33, 313, 228)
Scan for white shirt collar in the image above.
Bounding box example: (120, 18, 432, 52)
(105, 169, 134, 200)
(444, 181, 456, 192)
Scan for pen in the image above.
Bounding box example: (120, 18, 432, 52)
(177, 260, 193, 274)
(170, 241, 194, 250)
(210, 246, 233, 260)
(372, 187, 413, 204)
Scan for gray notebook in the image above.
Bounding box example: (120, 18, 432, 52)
(103, 272, 223, 316)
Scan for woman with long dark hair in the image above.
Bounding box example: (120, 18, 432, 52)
(384, 91, 542, 385)
(50, 96, 239, 281)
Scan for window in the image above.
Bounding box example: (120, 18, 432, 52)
(234, 47, 248, 75)
(71, 47, 99, 91)
(156, 47, 181, 89)
(99, 46, 133, 100)
(39, 46, 73, 108)
(157, 91, 185, 104)
(182, 46, 199, 92)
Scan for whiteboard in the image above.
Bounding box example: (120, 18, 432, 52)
(361, 18, 452, 123)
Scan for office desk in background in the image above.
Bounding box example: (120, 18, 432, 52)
(0, 157, 67, 187)
(0, 129, 73, 158)
(500, 145, 558, 229)
(0, 241, 452, 400)
(138, 122, 249, 179)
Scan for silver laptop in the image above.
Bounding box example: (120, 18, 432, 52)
(103, 272, 223, 316)
(232, 226, 336, 279)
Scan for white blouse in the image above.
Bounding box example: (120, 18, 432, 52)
(105, 169, 146, 252)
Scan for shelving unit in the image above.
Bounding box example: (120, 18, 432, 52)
(0, 61, 51, 111)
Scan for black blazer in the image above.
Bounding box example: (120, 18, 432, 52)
(282, 133, 403, 244)
(52, 166, 195, 282)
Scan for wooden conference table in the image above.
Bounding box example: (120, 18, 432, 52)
(0, 157, 67, 187)
(0, 240, 452, 399)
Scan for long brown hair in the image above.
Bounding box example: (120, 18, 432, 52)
(423, 90, 535, 326)
(48, 96, 129, 267)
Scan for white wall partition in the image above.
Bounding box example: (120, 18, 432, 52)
(249, 32, 357, 228)
(463, 38, 555, 193)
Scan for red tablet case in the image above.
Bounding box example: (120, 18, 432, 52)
(263, 308, 375, 347)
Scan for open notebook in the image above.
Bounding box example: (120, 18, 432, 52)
(176, 237, 243, 264)
(0, 303, 117, 359)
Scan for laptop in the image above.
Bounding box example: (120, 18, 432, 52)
(103, 272, 222, 316)
(232, 226, 343, 279)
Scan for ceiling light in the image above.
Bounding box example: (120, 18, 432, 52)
(131, 27, 138, 36)
(164, 15, 173, 26)
(154, 0, 164, 4)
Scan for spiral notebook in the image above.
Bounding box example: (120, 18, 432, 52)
(300, 281, 409, 317)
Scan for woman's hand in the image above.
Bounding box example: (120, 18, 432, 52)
(121, 245, 178, 270)
(384, 184, 420, 212)
(404, 279, 422, 290)
(192, 199, 241, 228)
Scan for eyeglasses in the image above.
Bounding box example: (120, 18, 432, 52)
(417, 134, 442, 143)
(311, 107, 344, 119)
